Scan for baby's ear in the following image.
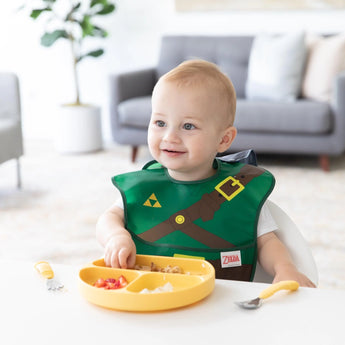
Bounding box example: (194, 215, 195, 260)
(218, 126, 237, 153)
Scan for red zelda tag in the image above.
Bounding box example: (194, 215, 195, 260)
(221, 251, 242, 268)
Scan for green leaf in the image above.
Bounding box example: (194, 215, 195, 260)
(30, 8, 51, 19)
(96, 4, 115, 15)
(78, 49, 104, 62)
(91, 0, 102, 6)
(91, 26, 108, 38)
(91, 0, 108, 7)
(79, 16, 94, 37)
(86, 49, 104, 58)
(41, 30, 69, 47)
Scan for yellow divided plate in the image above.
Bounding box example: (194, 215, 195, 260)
(79, 254, 215, 312)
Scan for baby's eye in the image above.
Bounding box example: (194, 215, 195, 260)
(155, 120, 166, 127)
(183, 123, 195, 130)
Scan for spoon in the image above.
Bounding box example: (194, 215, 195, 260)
(235, 280, 299, 309)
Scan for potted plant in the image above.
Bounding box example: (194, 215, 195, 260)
(26, 0, 116, 153)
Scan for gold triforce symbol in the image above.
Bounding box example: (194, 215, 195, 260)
(143, 193, 162, 208)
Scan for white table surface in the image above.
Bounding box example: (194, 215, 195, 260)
(1, 260, 344, 345)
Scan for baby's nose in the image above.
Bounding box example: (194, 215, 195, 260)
(163, 128, 181, 142)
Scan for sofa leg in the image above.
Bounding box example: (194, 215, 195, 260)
(131, 146, 138, 163)
(319, 155, 330, 172)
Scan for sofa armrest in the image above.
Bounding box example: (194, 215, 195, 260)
(332, 71, 345, 152)
(109, 68, 156, 141)
(109, 68, 156, 106)
(0, 72, 23, 164)
(0, 73, 21, 121)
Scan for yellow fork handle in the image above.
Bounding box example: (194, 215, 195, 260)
(259, 280, 299, 300)
(34, 261, 54, 279)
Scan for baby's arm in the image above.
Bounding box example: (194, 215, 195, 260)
(96, 203, 136, 269)
(257, 232, 316, 287)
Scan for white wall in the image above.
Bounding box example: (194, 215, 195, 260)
(1, 1, 345, 141)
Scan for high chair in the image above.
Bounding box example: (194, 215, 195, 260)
(253, 200, 319, 286)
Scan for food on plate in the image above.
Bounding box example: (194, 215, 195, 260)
(134, 262, 183, 274)
(93, 275, 128, 289)
(139, 282, 174, 294)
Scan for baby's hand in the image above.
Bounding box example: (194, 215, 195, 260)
(104, 233, 136, 269)
(273, 263, 316, 288)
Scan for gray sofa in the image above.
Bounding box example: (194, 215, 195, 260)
(109, 35, 345, 170)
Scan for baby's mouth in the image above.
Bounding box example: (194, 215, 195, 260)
(164, 149, 180, 153)
(162, 148, 185, 155)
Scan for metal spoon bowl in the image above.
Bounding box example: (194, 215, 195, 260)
(236, 280, 299, 309)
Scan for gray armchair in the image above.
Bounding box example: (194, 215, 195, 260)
(0, 72, 23, 188)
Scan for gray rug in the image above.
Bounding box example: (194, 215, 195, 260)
(1, 141, 344, 289)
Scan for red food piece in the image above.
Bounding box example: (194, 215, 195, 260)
(118, 275, 128, 288)
(105, 278, 116, 284)
(94, 278, 106, 288)
(94, 276, 128, 289)
(104, 282, 116, 289)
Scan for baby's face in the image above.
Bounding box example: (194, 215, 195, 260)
(148, 79, 233, 181)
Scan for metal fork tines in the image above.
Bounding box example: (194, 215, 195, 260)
(35, 261, 64, 292)
(46, 277, 64, 291)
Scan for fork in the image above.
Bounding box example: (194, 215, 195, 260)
(34, 261, 64, 291)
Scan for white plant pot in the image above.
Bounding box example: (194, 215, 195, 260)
(54, 104, 103, 153)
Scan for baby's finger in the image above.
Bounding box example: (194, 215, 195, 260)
(127, 250, 137, 269)
(110, 251, 120, 268)
(104, 251, 112, 267)
(118, 248, 130, 269)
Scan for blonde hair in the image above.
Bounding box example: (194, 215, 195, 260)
(157, 59, 237, 125)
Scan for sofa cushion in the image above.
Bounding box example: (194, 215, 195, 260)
(157, 36, 254, 98)
(302, 33, 345, 101)
(118, 96, 152, 129)
(234, 99, 332, 134)
(118, 97, 332, 136)
(246, 32, 307, 101)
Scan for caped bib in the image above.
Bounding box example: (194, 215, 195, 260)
(112, 159, 275, 281)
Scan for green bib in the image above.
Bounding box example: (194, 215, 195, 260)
(112, 159, 275, 281)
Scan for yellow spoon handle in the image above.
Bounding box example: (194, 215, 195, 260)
(34, 261, 54, 279)
(259, 280, 299, 300)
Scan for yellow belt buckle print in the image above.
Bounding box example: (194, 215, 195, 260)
(215, 176, 245, 201)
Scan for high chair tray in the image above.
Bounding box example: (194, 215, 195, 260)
(79, 254, 215, 312)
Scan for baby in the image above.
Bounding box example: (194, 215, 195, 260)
(97, 59, 315, 287)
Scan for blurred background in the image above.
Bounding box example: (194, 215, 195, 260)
(2, 1, 345, 142)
